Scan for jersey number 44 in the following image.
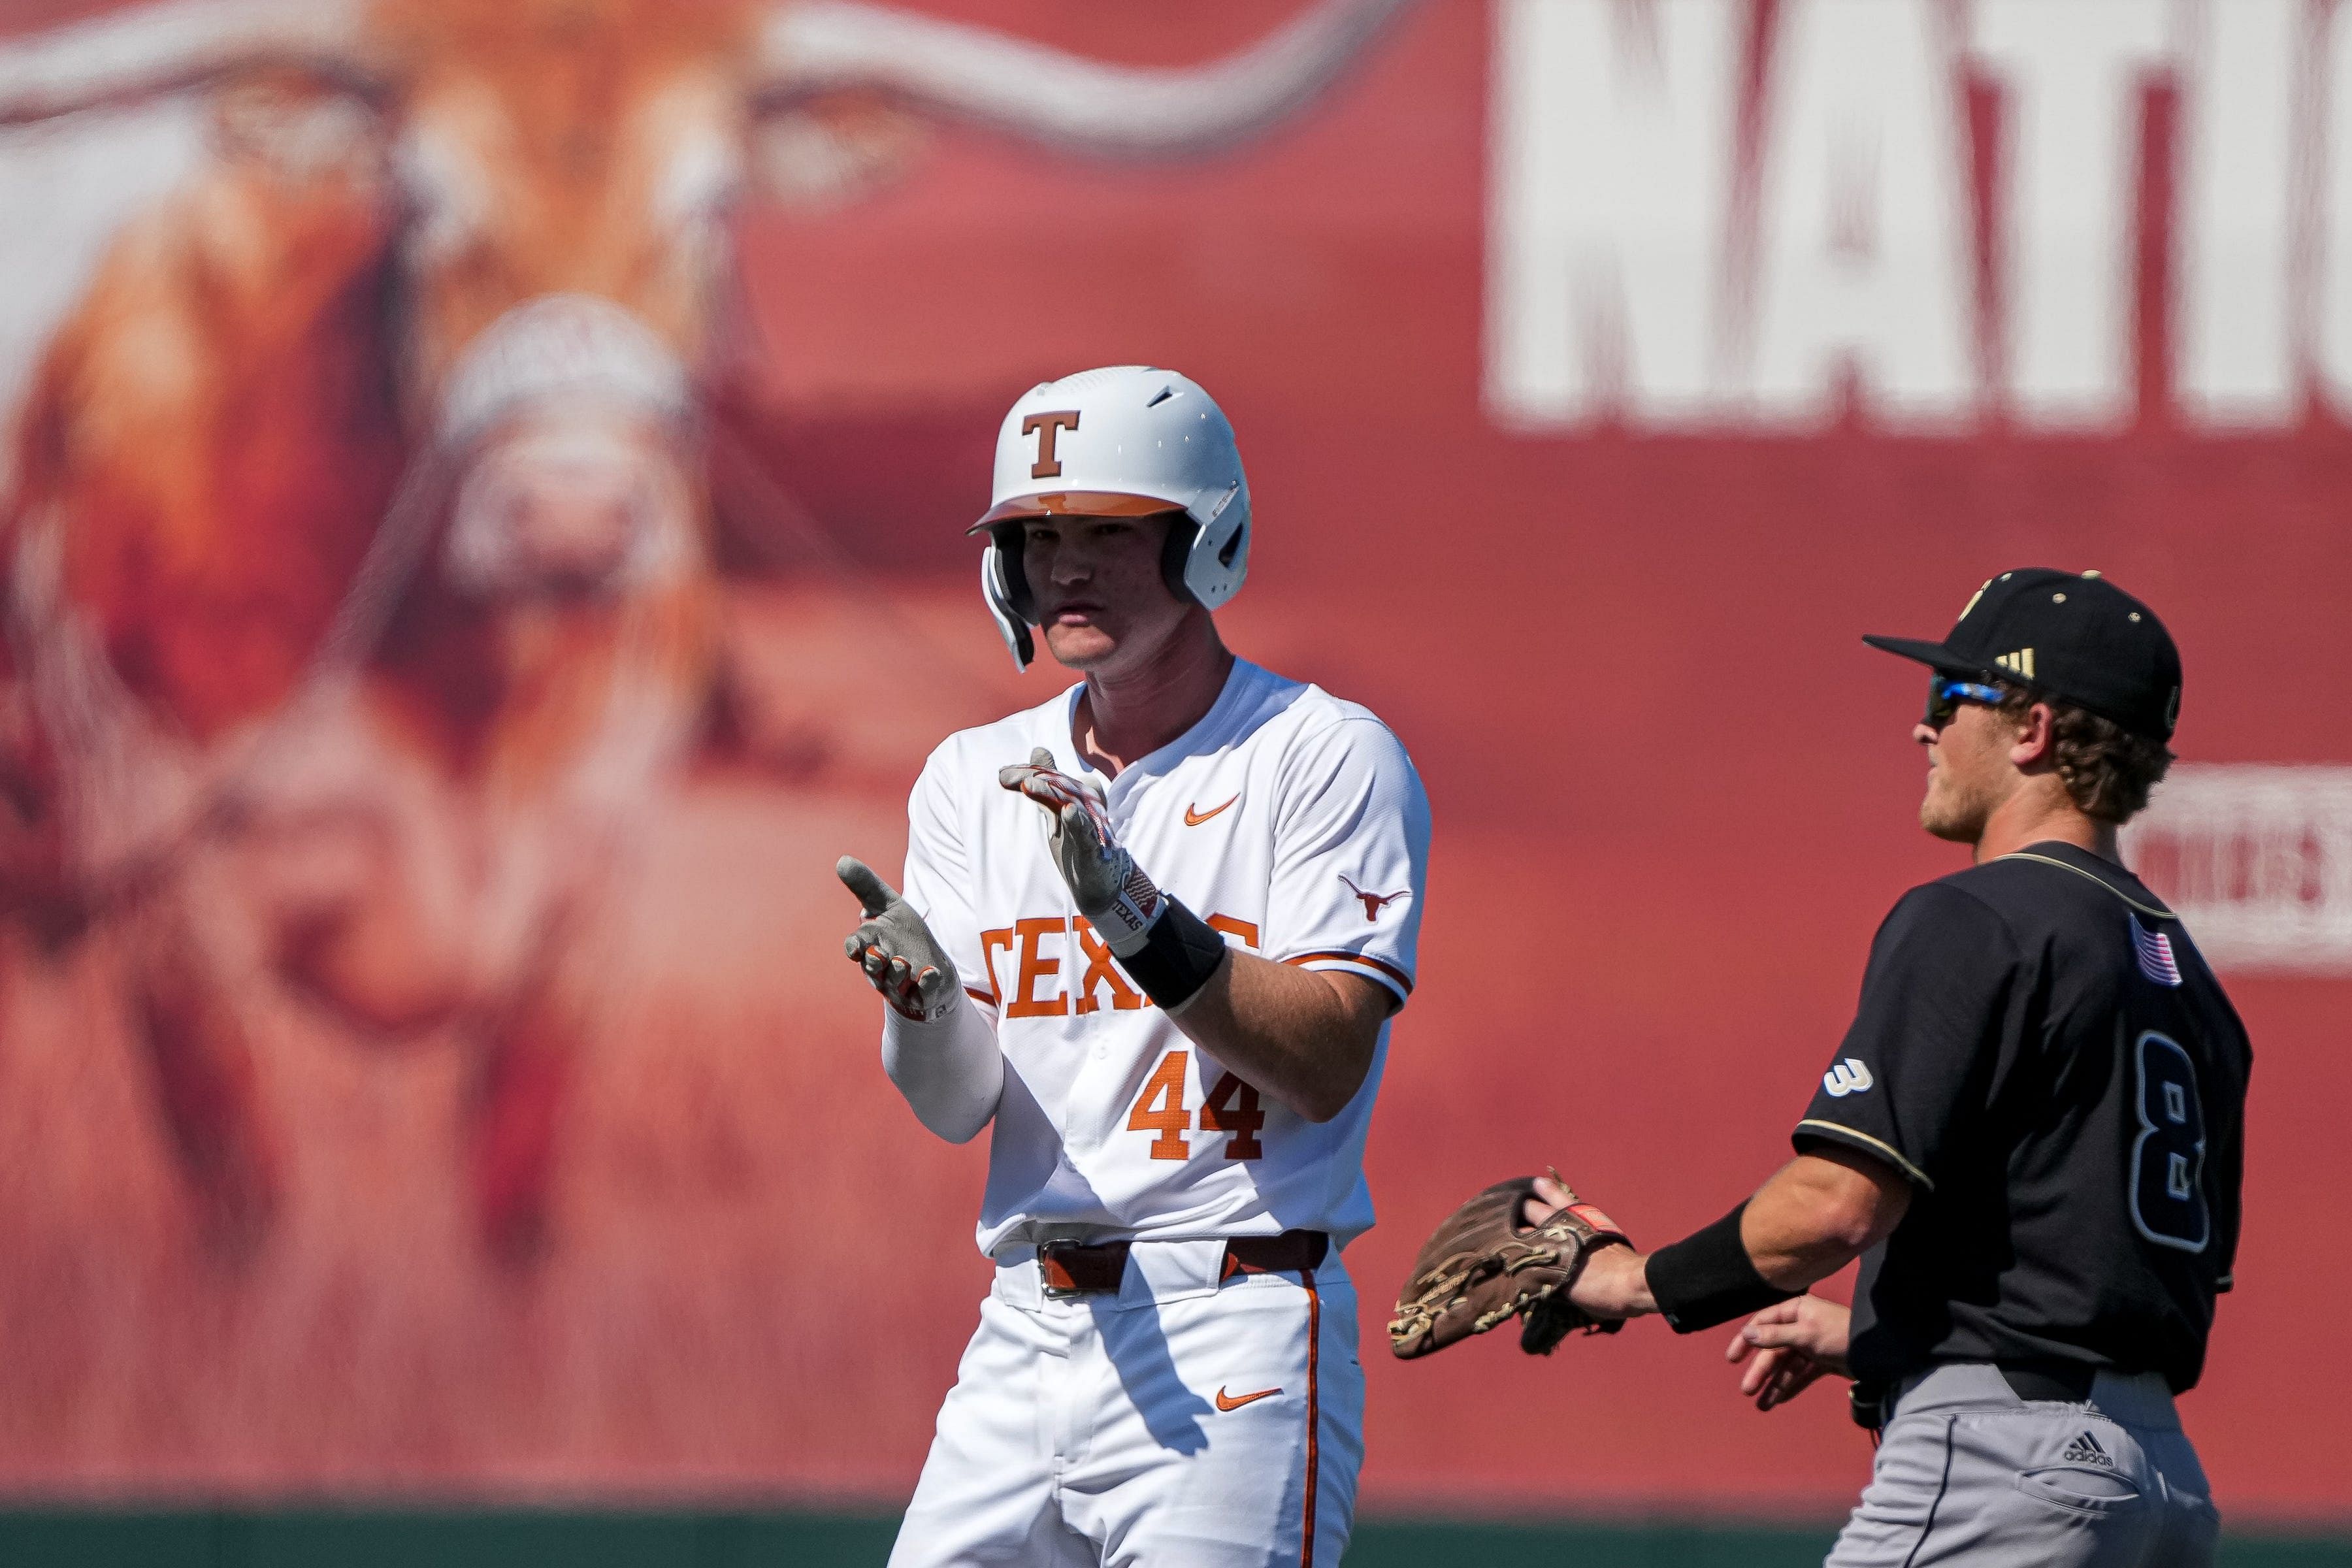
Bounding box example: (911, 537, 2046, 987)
(1128, 1051, 1266, 1161)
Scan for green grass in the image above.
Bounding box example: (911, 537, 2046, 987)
(1345, 1517, 2352, 1567)
(0, 1510, 2341, 1565)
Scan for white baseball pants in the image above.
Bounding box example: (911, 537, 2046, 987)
(888, 1241, 1364, 1567)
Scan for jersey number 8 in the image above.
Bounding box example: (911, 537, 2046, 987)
(2130, 1030, 2209, 1254)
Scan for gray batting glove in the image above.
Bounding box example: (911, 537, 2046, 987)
(838, 857, 960, 1022)
(998, 747, 1163, 955)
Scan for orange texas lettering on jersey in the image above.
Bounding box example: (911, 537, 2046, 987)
(977, 914, 1263, 1017)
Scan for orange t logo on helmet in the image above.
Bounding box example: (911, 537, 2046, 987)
(1022, 410, 1081, 478)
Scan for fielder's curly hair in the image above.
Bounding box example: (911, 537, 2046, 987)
(1994, 685, 2174, 825)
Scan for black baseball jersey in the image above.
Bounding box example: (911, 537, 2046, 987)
(1793, 841, 2251, 1394)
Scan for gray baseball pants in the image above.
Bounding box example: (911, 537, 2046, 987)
(1827, 1364, 2219, 1568)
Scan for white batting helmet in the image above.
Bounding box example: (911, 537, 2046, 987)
(970, 366, 1250, 669)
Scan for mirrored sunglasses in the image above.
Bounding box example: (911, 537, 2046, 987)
(1924, 674, 2006, 729)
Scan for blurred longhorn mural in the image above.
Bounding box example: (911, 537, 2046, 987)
(0, 0, 1413, 1262)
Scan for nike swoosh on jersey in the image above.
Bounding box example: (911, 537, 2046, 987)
(1184, 794, 1241, 826)
(1214, 1384, 1281, 1411)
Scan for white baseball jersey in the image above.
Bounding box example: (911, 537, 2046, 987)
(900, 657, 1429, 1257)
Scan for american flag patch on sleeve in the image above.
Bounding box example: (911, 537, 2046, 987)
(2131, 915, 2183, 987)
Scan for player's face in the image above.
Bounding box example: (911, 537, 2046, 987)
(1022, 514, 1191, 672)
(1915, 700, 2016, 842)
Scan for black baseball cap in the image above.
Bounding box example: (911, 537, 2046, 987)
(1863, 568, 2183, 740)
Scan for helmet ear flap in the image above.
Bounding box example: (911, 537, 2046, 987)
(981, 525, 1036, 670)
(993, 524, 1037, 621)
(1217, 517, 1247, 570)
(1159, 515, 1201, 606)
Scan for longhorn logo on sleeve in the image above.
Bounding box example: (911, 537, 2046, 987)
(1337, 874, 1407, 922)
(1823, 1058, 1874, 1098)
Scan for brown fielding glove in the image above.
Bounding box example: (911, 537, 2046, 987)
(1388, 1171, 1632, 1359)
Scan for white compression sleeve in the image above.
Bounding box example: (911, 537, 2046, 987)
(880, 998, 1004, 1144)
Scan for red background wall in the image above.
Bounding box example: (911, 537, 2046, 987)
(0, 0, 2344, 1525)
(725, 2, 2349, 1514)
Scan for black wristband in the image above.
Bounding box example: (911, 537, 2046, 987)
(1644, 1200, 1797, 1333)
(1114, 896, 1232, 1013)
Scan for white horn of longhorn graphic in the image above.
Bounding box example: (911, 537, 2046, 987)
(755, 0, 1418, 157)
(0, 0, 378, 127)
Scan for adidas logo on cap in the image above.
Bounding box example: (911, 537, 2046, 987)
(1993, 647, 2036, 679)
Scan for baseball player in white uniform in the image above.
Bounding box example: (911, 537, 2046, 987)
(835, 366, 1429, 1566)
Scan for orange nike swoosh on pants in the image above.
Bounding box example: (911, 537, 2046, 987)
(1185, 794, 1240, 826)
(1214, 1384, 1281, 1411)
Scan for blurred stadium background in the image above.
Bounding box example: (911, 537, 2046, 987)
(0, 0, 2345, 1560)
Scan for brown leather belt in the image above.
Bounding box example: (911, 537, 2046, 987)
(1037, 1230, 1328, 1298)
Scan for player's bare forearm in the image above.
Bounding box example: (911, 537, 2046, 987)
(1559, 1149, 1909, 1320)
(1168, 955, 1389, 1123)
(1740, 1148, 1910, 1289)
